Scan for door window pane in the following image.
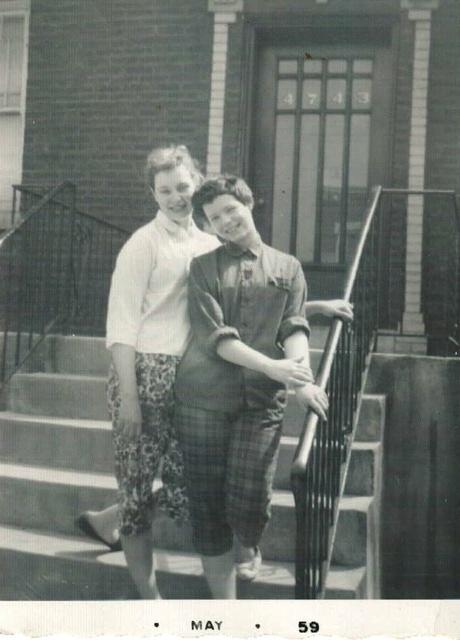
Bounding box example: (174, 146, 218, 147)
(0, 16, 25, 109)
(296, 115, 320, 262)
(346, 115, 370, 260)
(326, 78, 346, 110)
(302, 78, 321, 109)
(277, 79, 297, 110)
(303, 59, 322, 74)
(279, 59, 297, 74)
(321, 115, 345, 263)
(272, 115, 295, 252)
(328, 59, 347, 74)
(352, 78, 372, 110)
(353, 59, 373, 74)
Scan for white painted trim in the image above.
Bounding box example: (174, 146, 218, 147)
(206, 14, 231, 174)
(0, 3, 30, 228)
(401, 11, 433, 339)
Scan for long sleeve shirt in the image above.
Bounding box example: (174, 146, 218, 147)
(106, 210, 220, 355)
(174, 239, 310, 412)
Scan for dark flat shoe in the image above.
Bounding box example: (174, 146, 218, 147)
(75, 512, 122, 552)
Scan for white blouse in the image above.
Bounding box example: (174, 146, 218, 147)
(106, 210, 220, 355)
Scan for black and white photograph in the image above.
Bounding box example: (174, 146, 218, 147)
(0, 0, 459, 637)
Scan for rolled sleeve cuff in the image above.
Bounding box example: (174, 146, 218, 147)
(206, 326, 241, 355)
(106, 331, 138, 351)
(277, 316, 311, 346)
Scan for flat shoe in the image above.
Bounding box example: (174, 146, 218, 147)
(75, 512, 122, 552)
(235, 546, 262, 582)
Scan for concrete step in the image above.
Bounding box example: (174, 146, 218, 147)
(0, 412, 293, 490)
(30, 334, 324, 376)
(5, 377, 384, 478)
(7, 357, 331, 422)
(0, 525, 296, 600)
(325, 565, 367, 599)
(276, 436, 381, 497)
(344, 441, 382, 497)
(0, 462, 116, 536)
(7, 372, 108, 420)
(283, 393, 385, 440)
(332, 496, 374, 567)
(0, 461, 370, 568)
(355, 394, 386, 442)
(0, 412, 113, 474)
(31, 335, 111, 376)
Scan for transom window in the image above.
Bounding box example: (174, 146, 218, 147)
(272, 56, 373, 264)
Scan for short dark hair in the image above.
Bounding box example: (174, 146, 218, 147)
(191, 175, 254, 219)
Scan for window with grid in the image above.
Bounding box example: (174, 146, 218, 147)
(272, 56, 373, 265)
(0, 14, 25, 111)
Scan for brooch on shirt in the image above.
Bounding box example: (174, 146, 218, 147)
(268, 275, 292, 291)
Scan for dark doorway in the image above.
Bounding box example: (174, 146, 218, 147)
(250, 27, 393, 299)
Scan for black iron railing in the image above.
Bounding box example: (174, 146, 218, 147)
(0, 182, 77, 387)
(291, 185, 460, 599)
(68, 208, 128, 335)
(0, 183, 129, 389)
(291, 185, 382, 599)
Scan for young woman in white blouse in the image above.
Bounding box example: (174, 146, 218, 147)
(89, 144, 324, 599)
(77, 145, 353, 598)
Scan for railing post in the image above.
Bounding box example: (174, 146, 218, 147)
(65, 184, 77, 333)
(11, 187, 17, 227)
(291, 470, 308, 598)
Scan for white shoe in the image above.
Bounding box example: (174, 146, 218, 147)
(235, 547, 262, 581)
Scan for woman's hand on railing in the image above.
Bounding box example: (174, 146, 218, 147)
(305, 299, 354, 322)
(262, 357, 315, 388)
(117, 394, 143, 439)
(294, 383, 328, 421)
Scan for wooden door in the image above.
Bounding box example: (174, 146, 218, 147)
(251, 30, 393, 298)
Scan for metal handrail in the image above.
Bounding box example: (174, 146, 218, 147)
(292, 186, 382, 477)
(11, 183, 129, 234)
(290, 184, 460, 599)
(1, 182, 77, 388)
(1, 182, 129, 388)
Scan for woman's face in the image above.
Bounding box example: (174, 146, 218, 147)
(153, 165, 197, 223)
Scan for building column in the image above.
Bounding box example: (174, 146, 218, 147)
(206, 0, 243, 175)
(400, 1, 438, 338)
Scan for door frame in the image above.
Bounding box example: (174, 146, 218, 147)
(236, 11, 401, 276)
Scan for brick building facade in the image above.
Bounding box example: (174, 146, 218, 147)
(2, 0, 459, 349)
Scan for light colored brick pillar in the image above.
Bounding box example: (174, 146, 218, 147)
(401, 1, 438, 338)
(206, 0, 243, 175)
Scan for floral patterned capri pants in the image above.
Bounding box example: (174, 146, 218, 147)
(107, 353, 189, 536)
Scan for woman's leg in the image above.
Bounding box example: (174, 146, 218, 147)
(109, 357, 165, 599)
(113, 431, 161, 599)
(201, 551, 236, 599)
(226, 408, 283, 562)
(175, 402, 236, 598)
(120, 527, 160, 599)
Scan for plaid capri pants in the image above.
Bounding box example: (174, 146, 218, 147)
(175, 401, 284, 556)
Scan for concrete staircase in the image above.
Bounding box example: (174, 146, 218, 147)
(0, 329, 385, 600)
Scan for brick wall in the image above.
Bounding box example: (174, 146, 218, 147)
(22, 0, 213, 231)
(423, 0, 460, 344)
(18, 0, 460, 345)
